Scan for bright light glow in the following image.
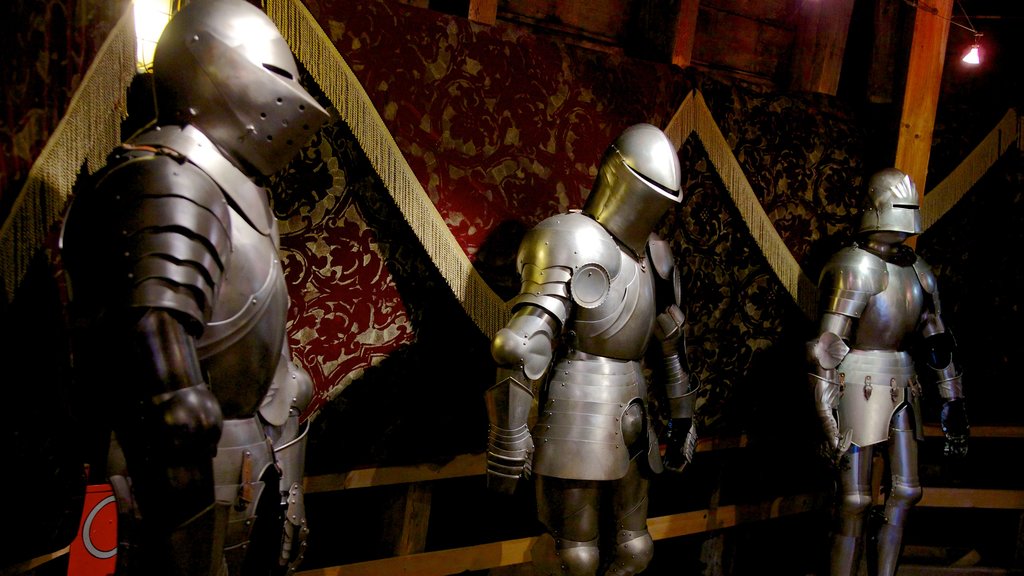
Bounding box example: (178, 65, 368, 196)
(135, 0, 175, 72)
(961, 44, 980, 65)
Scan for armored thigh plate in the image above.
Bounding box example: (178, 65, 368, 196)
(837, 350, 923, 447)
(214, 416, 275, 569)
(533, 353, 644, 481)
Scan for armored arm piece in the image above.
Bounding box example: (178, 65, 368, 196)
(807, 323, 853, 463)
(916, 260, 969, 458)
(260, 342, 314, 573)
(808, 247, 884, 463)
(654, 304, 699, 472)
(487, 307, 559, 494)
(648, 237, 698, 470)
(59, 150, 230, 529)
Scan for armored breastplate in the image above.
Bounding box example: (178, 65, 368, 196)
(852, 261, 924, 351)
(572, 250, 656, 360)
(196, 205, 288, 418)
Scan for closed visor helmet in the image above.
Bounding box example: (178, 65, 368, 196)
(582, 123, 683, 255)
(858, 167, 922, 236)
(152, 0, 329, 176)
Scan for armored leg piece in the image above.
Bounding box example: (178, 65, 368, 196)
(831, 446, 873, 576)
(877, 410, 922, 576)
(535, 476, 601, 576)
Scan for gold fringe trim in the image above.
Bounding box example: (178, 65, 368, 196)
(4, 0, 1015, 326)
(921, 108, 1019, 231)
(0, 6, 136, 304)
(0, 6, 136, 303)
(665, 90, 820, 319)
(267, 0, 511, 340)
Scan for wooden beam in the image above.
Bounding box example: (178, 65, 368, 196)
(923, 425, 1024, 439)
(867, 0, 902, 104)
(895, 0, 952, 194)
(389, 483, 433, 556)
(788, 0, 856, 95)
(918, 488, 1024, 510)
(468, 0, 497, 25)
(304, 427, 1024, 494)
(293, 492, 827, 576)
(303, 452, 485, 493)
(671, 0, 700, 68)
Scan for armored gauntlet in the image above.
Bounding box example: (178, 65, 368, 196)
(484, 369, 535, 495)
(654, 304, 698, 471)
(807, 332, 852, 464)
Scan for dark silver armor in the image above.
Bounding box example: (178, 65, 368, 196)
(807, 168, 968, 576)
(59, 1, 327, 574)
(487, 124, 697, 576)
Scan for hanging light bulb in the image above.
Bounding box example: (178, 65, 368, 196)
(134, 0, 178, 72)
(961, 33, 982, 65)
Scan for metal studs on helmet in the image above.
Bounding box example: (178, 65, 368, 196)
(152, 0, 330, 176)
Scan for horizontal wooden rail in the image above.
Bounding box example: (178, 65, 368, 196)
(304, 434, 751, 494)
(295, 486, 1024, 576)
(917, 487, 1024, 509)
(294, 492, 829, 576)
(304, 426, 1024, 494)
(922, 424, 1024, 439)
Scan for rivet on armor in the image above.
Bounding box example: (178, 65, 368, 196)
(863, 375, 872, 400)
(251, 297, 258, 305)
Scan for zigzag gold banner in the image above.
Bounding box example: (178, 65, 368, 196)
(0, 6, 137, 303)
(266, 0, 512, 340)
(664, 90, 820, 319)
(921, 108, 1020, 232)
(6, 0, 1015, 330)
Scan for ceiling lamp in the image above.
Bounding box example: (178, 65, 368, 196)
(961, 34, 982, 65)
(134, 0, 181, 72)
(953, 1, 982, 66)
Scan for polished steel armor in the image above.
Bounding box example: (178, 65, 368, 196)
(59, 1, 328, 575)
(807, 168, 968, 576)
(486, 124, 697, 576)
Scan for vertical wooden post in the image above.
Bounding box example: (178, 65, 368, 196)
(895, 0, 952, 198)
(787, 0, 856, 95)
(867, 0, 901, 104)
(671, 0, 701, 68)
(468, 0, 498, 25)
(387, 483, 433, 556)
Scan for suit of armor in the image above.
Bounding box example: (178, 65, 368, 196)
(59, 1, 328, 574)
(808, 168, 969, 576)
(486, 124, 698, 576)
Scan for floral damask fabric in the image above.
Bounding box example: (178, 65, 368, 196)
(0, 0, 128, 220)
(268, 0, 872, 468)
